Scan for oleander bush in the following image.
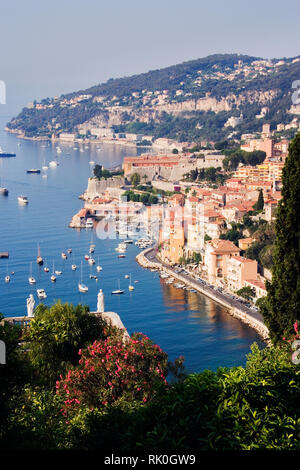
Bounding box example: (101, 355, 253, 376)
(2, 341, 300, 450)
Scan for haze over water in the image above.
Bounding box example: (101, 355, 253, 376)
(0, 116, 264, 372)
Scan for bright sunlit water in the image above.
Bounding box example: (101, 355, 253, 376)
(0, 116, 264, 372)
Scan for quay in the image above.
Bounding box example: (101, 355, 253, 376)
(136, 247, 270, 343)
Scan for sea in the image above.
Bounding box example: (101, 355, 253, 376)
(0, 115, 264, 373)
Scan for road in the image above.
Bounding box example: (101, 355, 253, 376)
(145, 248, 265, 325)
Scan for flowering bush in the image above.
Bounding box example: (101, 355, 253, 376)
(56, 332, 168, 419)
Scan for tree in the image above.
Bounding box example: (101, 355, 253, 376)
(236, 286, 255, 301)
(260, 133, 300, 343)
(24, 302, 106, 385)
(253, 188, 264, 212)
(93, 164, 103, 179)
(130, 173, 141, 187)
(172, 148, 179, 154)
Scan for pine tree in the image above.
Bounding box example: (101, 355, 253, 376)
(260, 133, 300, 343)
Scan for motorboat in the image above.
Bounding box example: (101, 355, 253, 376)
(67, 248, 72, 254)
(51, 274, 56, 282)
(5, 275, 10, 283)
(37, 288, 47, 300)
(84, 254, 90, 261)
(117, 254, 126, 258)
(0, 187, 8, 195)
(88, 257, 95, 265)
(72, 264, 77, 271)
(49, 160, 58, 167)
(85, 218, 94, 228)
(18, 195, 28, 204)
(61, 252, 68, 259)
(96, 256, 102, 272)
(55, 270, 62, 276)
(27, 169, 41, 174)
(28, 262, 36, 284)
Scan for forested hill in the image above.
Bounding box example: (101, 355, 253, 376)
(7, 53, 300, 142)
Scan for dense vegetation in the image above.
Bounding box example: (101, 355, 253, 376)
(260, 133, 300, 343)
(1, 305, 299, 451)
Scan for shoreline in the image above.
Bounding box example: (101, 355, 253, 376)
(136, 247, 270, 343)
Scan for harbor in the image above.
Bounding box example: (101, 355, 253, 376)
(0, 117, 265, 372)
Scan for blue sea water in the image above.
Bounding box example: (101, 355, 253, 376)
(0, 116, 264, 373)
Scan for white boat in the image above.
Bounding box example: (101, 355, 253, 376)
(51, 261, 56, 282)
(0, 187, 8, 195)
(5, 275, 10, 283)
(72, 264, 77, 271)
(37, 243, 43, 265)
(18, 195, 29, 204)
(56, 146, 62, 153)
(28, 262, 36, 285)
(61, 252, 68, 260)
(55, 270, 62, 276)
(128, 274, 134, 291)
(96, 256, 102, 272)
(89, 161, 95, 165)
(37, 288, 47, 299)
(88, 257, 95, 265)
(111, 279, 124, 295)
(78, 262, 88, 293)
(49, 160, 58, 167)
(85, 218, 94, 228)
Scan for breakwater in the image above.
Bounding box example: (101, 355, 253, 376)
(136, 248, 270, 343)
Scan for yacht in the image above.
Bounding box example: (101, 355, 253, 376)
(128, 274, 134, 291)
(5, 275, 10, 283)
(37, 288, 47, 300)
(0, 146, 16, 157)
(78, 262, 88, 293)
(72, 264, 77, 271)
(18, 195, 29, 204)
(51, 261, 56, 282)
(111, 280, 124, 295)
(61, 252, 68, 260)
(96, 256, 102, 272)
(37, 243, 43, 265)
(0, 187, 8, 195)
(85, 218, 94, 228)
(27, 169, 41, 174)
(28, 262, 36, 285)
(88, 257, 95, 265)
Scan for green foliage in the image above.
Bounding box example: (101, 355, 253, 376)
(24, 302, 106, 385)
(253, 188, 264, 212)
(130, 173, 141, 187)
(93, 164, 123, 180)
(236, 286, 256, 301)
(261, 133, 300, 344)
(223, 150, 266, 171)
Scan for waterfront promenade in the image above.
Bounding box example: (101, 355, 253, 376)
(137, 247, 270, 342)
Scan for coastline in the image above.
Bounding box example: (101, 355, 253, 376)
(136, 247, 270, 343)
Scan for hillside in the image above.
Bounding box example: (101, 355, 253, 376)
(6, 53, 300, 142)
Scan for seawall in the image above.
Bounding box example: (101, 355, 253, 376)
(136, 248, 270, 343)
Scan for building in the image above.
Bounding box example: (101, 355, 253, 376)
(244, 279, 267, 300)
(226, 256, 258, 292)
(203, 239, 240, 284)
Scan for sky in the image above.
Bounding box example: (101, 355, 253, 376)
(1, 0, 300, 118)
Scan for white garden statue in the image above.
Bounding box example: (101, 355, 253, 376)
(97, 289, 105, 313)
(26, 294, 35, 317)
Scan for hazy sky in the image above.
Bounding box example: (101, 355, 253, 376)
(1, 0, 300, 117)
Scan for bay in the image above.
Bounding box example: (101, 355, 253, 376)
(0, 116, 264, 373)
